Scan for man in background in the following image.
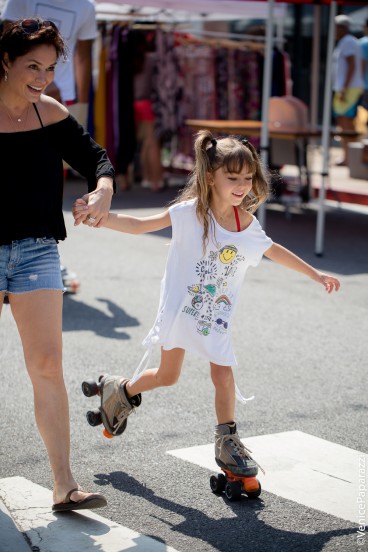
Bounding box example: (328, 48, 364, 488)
(332, 14, 364, 166)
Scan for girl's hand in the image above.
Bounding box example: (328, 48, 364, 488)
(72, 181, 113, 227)
(315, 272, 341, 294)
(72, 198, 89, 226)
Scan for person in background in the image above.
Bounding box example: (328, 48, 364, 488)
(359, 18, 368, 124)
(73, 131, 340, 480)
(332, 14, 364, 166)
(1, 0, 98, 292)
(133, 32, 164, 192)
(0, 18, 114, 511)
(117, 31, 164, 192)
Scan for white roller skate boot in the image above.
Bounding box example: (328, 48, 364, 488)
(215, 423, 259, 477)
(100, 376, 141, 436)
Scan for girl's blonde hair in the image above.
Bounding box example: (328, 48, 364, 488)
(174, 130, 270, 250)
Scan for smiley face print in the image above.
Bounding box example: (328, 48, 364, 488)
(219, 245, 238, 264)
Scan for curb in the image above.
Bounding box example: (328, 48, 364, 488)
(0, 498, 32, 552)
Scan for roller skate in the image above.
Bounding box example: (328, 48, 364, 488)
(81, 374, 141, 438)
(210, 423, 263, 501)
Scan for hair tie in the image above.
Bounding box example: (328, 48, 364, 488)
(241, 139, 249, 147)
(210, 138, 217, 147)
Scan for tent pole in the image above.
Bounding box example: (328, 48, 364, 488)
(310, 5, 320, 128)
(315, 0, 337, 256)
(258, 0, 274, 228)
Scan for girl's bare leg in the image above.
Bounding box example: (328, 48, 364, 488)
(210, 363, 235, 424)
(126, 347, 185, 397)
(10, 290, 90, 505)
(211, 364, 258, 476)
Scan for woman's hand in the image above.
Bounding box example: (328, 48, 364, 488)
(73, 178, 114, 227)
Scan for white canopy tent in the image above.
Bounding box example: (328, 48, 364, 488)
(95, 0, 364, 255)
(95, 1, 286, 21)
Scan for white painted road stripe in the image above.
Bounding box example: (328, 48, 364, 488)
(0, 477, 179, 552)
(167, 430, 367, 524)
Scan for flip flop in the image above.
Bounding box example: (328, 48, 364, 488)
(52, 487, 107, 512)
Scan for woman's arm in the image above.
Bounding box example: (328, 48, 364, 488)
(264, 243, 340, 294)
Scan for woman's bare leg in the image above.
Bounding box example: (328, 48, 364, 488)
(10, 290, 90, 504)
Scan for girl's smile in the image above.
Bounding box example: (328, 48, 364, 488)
(210, 166, 253, 212)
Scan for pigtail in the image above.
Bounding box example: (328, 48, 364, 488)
(240, 140, 269, 212)
(173, 130, 217, 253)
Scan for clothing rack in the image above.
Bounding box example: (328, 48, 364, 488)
(174, 32, 264, 52)
(92, 21, 289, 187)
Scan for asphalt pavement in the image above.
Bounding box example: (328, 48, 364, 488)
(0, 174, 367, 552)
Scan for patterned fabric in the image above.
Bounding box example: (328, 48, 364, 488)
(152, 29, 183, 144)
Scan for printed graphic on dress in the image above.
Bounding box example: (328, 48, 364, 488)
(214, 295, 231, 311)
(219, 245, 238, 264)
(195, 259, 217, 279)
(183, 244, 244, 337)
(196, 320, 211, 336)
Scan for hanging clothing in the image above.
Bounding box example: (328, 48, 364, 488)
(116, 26, 136, 175)
(152, 29, 183, 143)
(94, 28, 108, 147)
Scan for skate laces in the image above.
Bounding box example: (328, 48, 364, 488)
(111, 386, 135, 435)
(223, 434, 265, 475)
(113, 403, 137, 435)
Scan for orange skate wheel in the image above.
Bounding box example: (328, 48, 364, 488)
(244, 478, 261, 498)
(103, 428, 113, 439)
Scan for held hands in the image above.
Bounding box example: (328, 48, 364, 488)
(72, 187, 112, 228)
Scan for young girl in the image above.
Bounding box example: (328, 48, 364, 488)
(74, 131, 340, 478)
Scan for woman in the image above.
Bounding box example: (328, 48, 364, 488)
(0, 18, 115, 511)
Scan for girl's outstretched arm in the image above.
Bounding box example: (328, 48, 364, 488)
(104, 209, 171, 235)
(264, 243, 340, 294)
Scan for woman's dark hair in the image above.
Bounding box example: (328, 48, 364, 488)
(0, 18, 67, 80)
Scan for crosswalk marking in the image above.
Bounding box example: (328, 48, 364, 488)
(0, 477, 179, 552)
(167, 430, 367, 524)
(1, 432, 365, 551)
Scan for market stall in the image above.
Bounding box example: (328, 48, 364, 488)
(95, 0, 367, 255)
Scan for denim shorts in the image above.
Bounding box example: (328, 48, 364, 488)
(0, 237, 63, 295)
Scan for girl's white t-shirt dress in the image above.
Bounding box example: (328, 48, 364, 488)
(134, 199, 272, 383)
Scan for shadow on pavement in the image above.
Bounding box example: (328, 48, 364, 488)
(62, 295, 139, 339)
(94, 471, 356, 552)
